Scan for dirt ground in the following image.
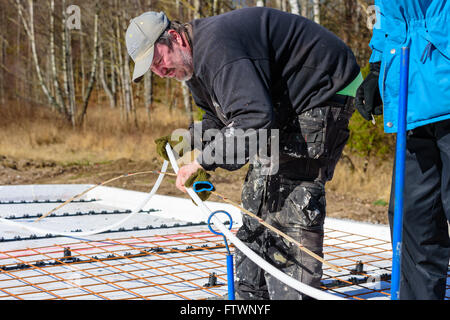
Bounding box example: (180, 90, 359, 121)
(0, 155, 389, 225)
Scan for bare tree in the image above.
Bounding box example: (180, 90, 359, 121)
(0, 8, 5, 106)
(212, 0, 221, 15)
(0, 35, 5, 105)
(141, 0, 154, 120)
(49, 0, 64, 111)
(289, 0, 300, 14)
(62, 0, 77, 125)
(2, 0, 374, 130)
(313, 0, 321, 24)
(78, 3, 100, 126)
(16, 0, 59, 110)
(180, 0, 197, 124)
(98, 33, 116, 109)
(144, 71, 153, 121)
(15, 0, 102, 126)
(256, 0, 266, 7)
(300, 0, 308, 16)
(277, 0, 287, 11)
(115, 7, 138, 127)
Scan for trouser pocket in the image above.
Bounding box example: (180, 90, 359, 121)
(281, 107, 329, 160)
(272, 179, 326, 232)
(281, 101, 354, 181)
(263, 227, 324, 290)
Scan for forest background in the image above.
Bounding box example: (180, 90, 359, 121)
(0, 0, 394, 224)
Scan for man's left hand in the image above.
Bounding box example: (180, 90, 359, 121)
(355, 62, 383, 121)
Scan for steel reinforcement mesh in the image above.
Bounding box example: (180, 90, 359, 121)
(0, 227, 449, 300)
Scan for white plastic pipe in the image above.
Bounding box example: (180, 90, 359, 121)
(165, 145, 345, 300)
(0, 161, 169, 237)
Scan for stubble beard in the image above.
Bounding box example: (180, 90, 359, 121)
(175, 49, 194, 82)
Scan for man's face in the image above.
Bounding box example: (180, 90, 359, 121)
(151, 30, 194, 81)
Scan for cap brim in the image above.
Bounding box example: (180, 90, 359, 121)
(132, 46, 154, 83)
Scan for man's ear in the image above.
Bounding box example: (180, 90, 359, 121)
(168, 29, 188, 48)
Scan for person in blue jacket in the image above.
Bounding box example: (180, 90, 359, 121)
(356, 0, 450, 299)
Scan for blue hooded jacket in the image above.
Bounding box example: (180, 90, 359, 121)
(369, 0, 450, 133)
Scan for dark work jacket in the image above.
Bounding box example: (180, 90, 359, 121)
(186, 7, 360, 171)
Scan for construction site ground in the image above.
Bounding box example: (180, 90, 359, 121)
(0, 155, 389, 225)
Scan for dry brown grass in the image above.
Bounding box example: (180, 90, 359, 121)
(328, 154, 392, 204)
(0, 100, 189, 164)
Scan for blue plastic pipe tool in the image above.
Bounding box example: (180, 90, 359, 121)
(192, 181, 215, 193)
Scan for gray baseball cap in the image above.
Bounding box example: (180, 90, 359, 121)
(126, 11, 170, 82)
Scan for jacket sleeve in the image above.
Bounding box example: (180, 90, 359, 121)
(187, 80, 225, 150)
(197, 58, 274, 171)
(189, 108, 224, 150)
(369, 0, 386, 63)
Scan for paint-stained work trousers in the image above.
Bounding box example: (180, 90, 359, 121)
(388, 120, 450, 300)
(235, 96, 355, 300)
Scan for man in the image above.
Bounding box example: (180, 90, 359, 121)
(126, 7, 361, 299)
(356, 0, 450, 299)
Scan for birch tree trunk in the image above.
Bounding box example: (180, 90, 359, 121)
(0, 8, 5, 106)
(61, 0, 70, 117)
(256, 0, 265, 7)
(79, 31, 86, 100)
(345, 0, 356, 45)
(182, 80, 193, 123)
(300, 0, 308, 17)
(61, 0, 76, 126)
(143, 70, 153, 121)
(78, 5, 99, 126)
(117, 13, 134, 124)
(49, 0, 64, 112)
(16, 0, 60, 111)
(313, 0, 320, 24)
(0, 35, 4, 105)
(115, 14, 127, 122)
(289, 0, 300, 14)
(110, 39, 117, 108)
(176, 0, 184, 20)
(194, 0, 201, 18)
(15, 6, 21, 96)
(123, 36, 134, 125)
(179, 0, 200, 124)
(212, 0, 220, 15)
(277, 0, 287, 11)
(65, 19, 76, 126)
(141, 0, 154, 122)
(98, 35, 115, 109)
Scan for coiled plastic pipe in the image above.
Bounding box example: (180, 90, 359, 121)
(165, 144, 345, 300)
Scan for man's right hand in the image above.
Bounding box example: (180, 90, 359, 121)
(355, 62, 383, 121)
